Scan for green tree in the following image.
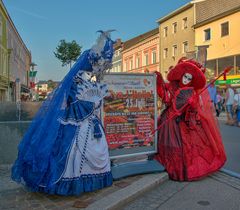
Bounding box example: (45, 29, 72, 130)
(54, 40, 82, 68)
(47, 80, 56, 90)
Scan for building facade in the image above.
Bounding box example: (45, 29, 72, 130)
(122, 28, 159, 73)
(110, 39, 123, 73)
(194, 0, 240, 85)
(7, 18, 31, 101)
(0, 0, 31, 102)
(157, 2, 196, 78)
(156, 0, 240, 82)
(0, 1, 10, 101)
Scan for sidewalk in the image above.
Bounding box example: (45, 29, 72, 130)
(122, 172, 240, 210)
(1, 165, 240, 210)
(0, 165, 168, 210)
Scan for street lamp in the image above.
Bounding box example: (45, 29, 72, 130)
(30, 62, 37, 71)
(29, 62, 37, 101)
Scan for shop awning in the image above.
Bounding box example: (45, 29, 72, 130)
(215, 74, 240, 85)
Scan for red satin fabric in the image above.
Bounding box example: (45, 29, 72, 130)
(155, 81, 226, 181)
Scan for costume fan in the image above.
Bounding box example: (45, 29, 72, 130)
(11, 31, 114, 195)
(155, 58, 226, 181)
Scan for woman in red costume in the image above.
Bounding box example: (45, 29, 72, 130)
(155, 58, 226, 181)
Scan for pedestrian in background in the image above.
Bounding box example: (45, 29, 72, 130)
(233, 88, 240, 127)
(207, 82, 218, 116)
(221, 90, 226, 112)
(216, 91, 223, 117)
(225, 84, 235, 125)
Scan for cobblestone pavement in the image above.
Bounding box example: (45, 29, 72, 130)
(0, 166, 143, 210)
(122, 172, 240, 210)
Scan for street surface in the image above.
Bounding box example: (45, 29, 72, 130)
(122, 172, 240, 210)
(121, 115, 240, 210)
(220, 122, 240, 174)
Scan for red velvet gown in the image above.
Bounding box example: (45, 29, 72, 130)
(155, 81, 226, 181)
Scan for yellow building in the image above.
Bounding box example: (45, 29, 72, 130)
(156, 0, 240, 82)
(195, 6, 240, 86)
(157, 2, 196, 78)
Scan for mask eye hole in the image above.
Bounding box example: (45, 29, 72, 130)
(184, 74, 192, 81)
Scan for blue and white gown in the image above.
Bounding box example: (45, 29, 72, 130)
(13, 77, 112, 196)
(55, 77, 112, 194)
(11, 32, 114, 196)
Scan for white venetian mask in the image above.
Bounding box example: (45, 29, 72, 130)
(182, 73, 193, 85)
(81, 71, 93, 81)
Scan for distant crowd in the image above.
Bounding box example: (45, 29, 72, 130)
(208, 83, 240, 127)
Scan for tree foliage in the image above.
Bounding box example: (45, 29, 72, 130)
(47, 80, 57, 90)
(54, 40, 82, 68)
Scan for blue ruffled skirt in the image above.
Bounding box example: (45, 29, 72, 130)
(12, 99, 112, 196)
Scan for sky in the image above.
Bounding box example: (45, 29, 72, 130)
(3, 0, 190, 81)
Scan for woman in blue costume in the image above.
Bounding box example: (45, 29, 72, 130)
(11, 31, 114, 195)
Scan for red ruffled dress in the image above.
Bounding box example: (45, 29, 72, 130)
(155, 60, 226, 181)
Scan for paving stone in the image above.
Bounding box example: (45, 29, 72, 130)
(30, 203, 41, 208)
(114, 180, 130, 188)
(44, 204, 58, 209)
(72, 198, 94, 208)
(0, 165, 168, 210)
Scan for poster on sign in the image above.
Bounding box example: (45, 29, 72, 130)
(101, 73, 158, 159)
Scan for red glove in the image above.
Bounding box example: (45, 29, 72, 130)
(155, 71, 166, 99)
(155, 71, 164, 86)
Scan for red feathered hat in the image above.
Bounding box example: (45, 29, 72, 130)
(167, 58, 206, 90)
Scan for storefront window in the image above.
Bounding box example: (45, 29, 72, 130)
(236, 55, 240, 75)
(218, 56, 234, 75)
(205, 59, 216, 81)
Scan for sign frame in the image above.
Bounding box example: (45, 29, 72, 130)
(101, 72, 158, 159)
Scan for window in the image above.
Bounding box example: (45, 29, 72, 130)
(172, 45, 177, 57)
(218, 56, 234, 75)
(182, 41, 188, 53)
(0, 15, 3, 41)
(136, 56, 140, 68)
(182, 17, 188, 29)
(236, 55, 240, 75)
(221, 22, 229, 37)
(172, 22, 177, 33)
(144, 54, 148, 66)
(130, 59, 133, 70)
(163, 48, 168, 59)
(204, 28, 211, 41)
(124, 61, 128, 71)
(205, 60, 217, 78)
(163, 27, 168, 37)
(152, 51, 156, 64)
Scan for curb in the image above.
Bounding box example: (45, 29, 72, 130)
(220, 168, 240, 179)
(86, 172, 168, 210)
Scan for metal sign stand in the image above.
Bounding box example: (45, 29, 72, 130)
(111, 155, 165, 180)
